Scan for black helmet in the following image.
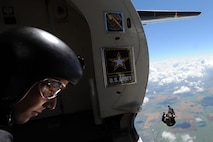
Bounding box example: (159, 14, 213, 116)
(0, 26, 83, 108)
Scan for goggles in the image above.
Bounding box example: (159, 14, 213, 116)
(39, 78, 66, 99)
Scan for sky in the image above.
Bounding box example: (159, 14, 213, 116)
(132, 0, 213, 61)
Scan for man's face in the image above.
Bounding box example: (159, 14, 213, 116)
(12, 79, 68, 124)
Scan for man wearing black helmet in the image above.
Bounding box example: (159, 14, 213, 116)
(0, 27, 83, 141)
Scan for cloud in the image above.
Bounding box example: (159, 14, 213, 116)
(181, 134, 196, 142)
(162, 131, 176, 141)
(148, 57, 213, 94)
(162, 131, 196, 142)
(173, 86, 191, 94)
(195, 117, 203, 122)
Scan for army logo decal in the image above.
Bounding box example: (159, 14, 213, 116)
(102, 47, 136, 87)
(104, 12, 124, 32)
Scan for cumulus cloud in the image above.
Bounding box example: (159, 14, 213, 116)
(195, 117, 203, 122)
(162, 131, 176, 141)
(162, 131, 196, 142)
(181, 134, 196, 142)
(148, 57, 213, 94)
(173, 86, 191, 94)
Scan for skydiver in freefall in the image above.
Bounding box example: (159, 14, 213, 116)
(162, 105, 176, 126)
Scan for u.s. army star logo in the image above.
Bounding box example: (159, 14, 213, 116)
(109, 52, 128, 71)
(102, 47, 136, 87)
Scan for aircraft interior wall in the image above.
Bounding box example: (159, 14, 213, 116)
(1, 0, 148, 141)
